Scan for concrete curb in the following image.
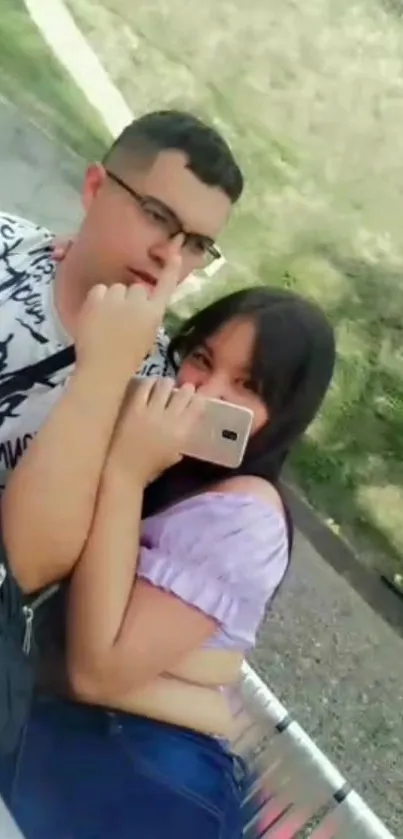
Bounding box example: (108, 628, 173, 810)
(23, 0, 132, 137)
(282, 480, 403, 638)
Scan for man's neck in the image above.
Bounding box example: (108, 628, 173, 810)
(53, 245, 86, 341)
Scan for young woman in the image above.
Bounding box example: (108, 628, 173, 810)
(1, 287, 335, 839)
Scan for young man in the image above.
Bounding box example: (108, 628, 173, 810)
(0, 109, 243, 491)
(0, 109, 243, 590)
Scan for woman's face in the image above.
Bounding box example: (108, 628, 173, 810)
(177, 317, 269, 434)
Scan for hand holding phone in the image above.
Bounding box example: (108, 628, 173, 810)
(130, 377, 253, 468)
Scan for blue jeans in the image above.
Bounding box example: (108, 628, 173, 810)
(0, 697, 246, 839)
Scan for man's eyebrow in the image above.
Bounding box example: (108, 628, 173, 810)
(146, 196, 216, 245)
(146, 195, 178, 217)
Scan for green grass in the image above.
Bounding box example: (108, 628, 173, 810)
(0, 0, 110, 159)
(66, 0, 403, 574)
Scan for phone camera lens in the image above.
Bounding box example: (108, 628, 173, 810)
(222, 429, 238, 441)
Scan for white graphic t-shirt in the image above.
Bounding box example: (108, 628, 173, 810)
(0, 214, 173, 492)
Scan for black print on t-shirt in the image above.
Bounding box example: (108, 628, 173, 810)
(0, 433, 33, 471)
(15, 317, 48, 344)
(0, 391, 29, 428)
(0, 334, 13, 376)
(0, 215, 172, 483)
(0, 221, 50, 333)
(0, 262, 47, 331)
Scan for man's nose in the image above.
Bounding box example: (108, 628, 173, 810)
(148, 238, 174, 268)
(149, 232, 185, 267)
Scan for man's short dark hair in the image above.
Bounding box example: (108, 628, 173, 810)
(103, 110, 243, 204)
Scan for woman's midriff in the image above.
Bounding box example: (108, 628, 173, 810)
(37, 648, 243, 739)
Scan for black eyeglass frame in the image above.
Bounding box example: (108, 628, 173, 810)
(105, 170, 222, 263)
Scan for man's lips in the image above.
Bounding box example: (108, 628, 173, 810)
(127, 269, 158, 287)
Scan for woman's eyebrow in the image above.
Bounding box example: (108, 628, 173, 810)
(197, 341, 212, 356)
(235, 360, 253, 375)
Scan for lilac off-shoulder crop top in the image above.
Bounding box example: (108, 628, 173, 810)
(138, 492, 289, 651)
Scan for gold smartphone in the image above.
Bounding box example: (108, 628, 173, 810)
(131, 377, 254, 468)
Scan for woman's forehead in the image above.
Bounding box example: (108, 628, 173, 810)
(206, 317, 256, 368)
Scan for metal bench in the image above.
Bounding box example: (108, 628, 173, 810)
(231, 663, 395, 838)
(0, 797, 24, 839)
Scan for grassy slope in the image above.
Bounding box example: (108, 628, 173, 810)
(66, 0, 403, 573)
(0, 0, 110, 159)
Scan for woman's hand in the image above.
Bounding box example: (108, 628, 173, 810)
(73, 239, 182, 385)
(52, 236, 73, 261)
(111, 377, 205, 486)
(52, 234, 182, 385)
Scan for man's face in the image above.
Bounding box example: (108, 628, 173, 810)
(77, 150, 232, 295)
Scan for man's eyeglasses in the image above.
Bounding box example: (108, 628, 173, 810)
(106, 170, 221, 267)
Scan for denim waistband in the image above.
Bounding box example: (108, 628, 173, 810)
(36, 695, 225, 750)
(34, 696, 244, 801)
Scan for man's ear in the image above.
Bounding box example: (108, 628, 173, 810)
(82, 164, 107, 212)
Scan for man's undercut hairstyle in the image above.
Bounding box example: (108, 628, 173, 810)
(103, 110, 244, 203)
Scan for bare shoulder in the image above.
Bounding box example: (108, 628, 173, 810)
(213, 475, 284, 516)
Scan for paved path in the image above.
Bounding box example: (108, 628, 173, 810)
(24, 0, 131, 136)
(0, 98, 82, 231)
(1, 101, 401, 836)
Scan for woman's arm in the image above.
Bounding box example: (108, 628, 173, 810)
(67, 378, 218, 699)
(67, 384, 284, 708)
(1, 248, 182, 594)
(1, 365, 128, 593)
(79, 675, 234, 738)
(67, 459, 218, 699)
(167, 649, 243, 686)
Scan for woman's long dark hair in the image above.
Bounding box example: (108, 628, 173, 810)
(143, 287, 335, 523)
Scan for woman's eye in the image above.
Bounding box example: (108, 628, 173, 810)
(242, 379, 259, 394)
(191, 351, 210, 367)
